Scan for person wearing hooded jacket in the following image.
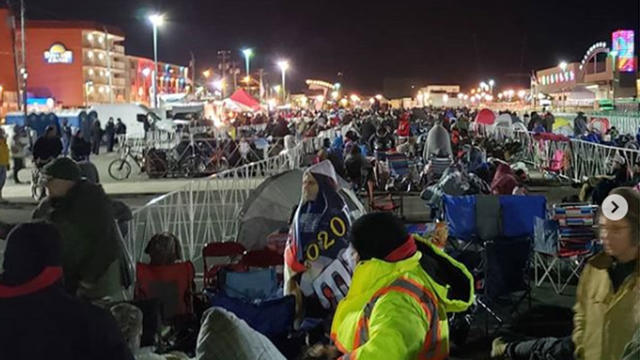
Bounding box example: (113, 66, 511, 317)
(32, 157, 125, 300)
(330, 212, 474, 360)
(0, 222, 133, 360)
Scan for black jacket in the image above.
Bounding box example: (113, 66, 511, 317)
(32, 136, 62, 161)
(33, 181, 122, 296)
(0, 281, 133, 360)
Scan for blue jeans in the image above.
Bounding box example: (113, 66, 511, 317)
(507, 336, 574, 360)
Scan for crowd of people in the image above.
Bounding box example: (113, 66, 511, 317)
(0, 105, 638, 360)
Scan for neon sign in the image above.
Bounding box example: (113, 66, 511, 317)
(44, 43, 73, 64)
(612, 30, 635, 72)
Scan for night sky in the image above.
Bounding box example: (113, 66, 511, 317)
(15, 0, 640, 94)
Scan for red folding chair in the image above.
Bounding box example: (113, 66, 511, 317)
(241, 249, 284, 285)
(241, 249, 283, 268)
(135, 262, 195, 321)
(202, 242, 247, 290)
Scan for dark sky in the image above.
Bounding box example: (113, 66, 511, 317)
(18, 0, 640, 94)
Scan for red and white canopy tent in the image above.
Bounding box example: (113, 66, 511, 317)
(223, 89, 262, 112)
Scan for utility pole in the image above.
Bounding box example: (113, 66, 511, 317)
(258, 68, 264, 101)
(20, 0, 27, 118)
(217, 50, 230, 97)
(189, 51, 195, 94)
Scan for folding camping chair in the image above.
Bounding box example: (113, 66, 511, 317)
(135, 262, 196, 321)
(202, 242, 247, 290)
(426, 156, 453, 185)
(534, 204, 597, 294)
(479, 237, 533, 332)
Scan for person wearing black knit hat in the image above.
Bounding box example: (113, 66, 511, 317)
(0, 222, 133, 360)
(329, 212, 473, 360)
(33, 157, 126, 300)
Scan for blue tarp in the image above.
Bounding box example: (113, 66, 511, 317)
(444, 195, 546, 241)
(443, 195, 476, 241)
(499, 195, 546, 238)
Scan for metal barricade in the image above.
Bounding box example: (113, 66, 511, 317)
(125, 127, 337, 268)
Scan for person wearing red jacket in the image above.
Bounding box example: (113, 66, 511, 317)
(397, 113, 411, 138)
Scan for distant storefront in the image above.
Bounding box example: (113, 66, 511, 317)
(533, 30, 638, 109)
(0, 8, 190, 112)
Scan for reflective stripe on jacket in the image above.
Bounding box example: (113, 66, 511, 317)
(331, 237, 473, 360)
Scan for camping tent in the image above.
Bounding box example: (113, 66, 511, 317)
(228, 89, 261, 111)
(488, 114, 513, 136)
(475, 109, 496, 125)
(423, 124, 453, 159)
(236, 169, 365, 250)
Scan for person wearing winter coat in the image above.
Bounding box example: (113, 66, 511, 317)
(573, 112, 588, 137)
(32, 158, 125, 300)
(10, 126, 29, 184)
(0, 222, 134, 360)
(492, 187, 640, 360)
(106, 117, 116, 153)
(61, 118, 72, 156)
(0, 128, 9, 201)
(32, 125, 62, 166)
(330, 212, 473, 360)
(91, 119, 103, 155)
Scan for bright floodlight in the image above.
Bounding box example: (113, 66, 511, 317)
(242, 48, 253, 58)
(559, 61, 568, 71)
(277, 60, 289, 72)
(148, 14, 164, 26)
(488, 79, 495, 87)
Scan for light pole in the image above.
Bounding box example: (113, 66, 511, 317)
(148, 14, 164, 108)
(277, 60, 289, 103)
(488, 79, 495, 94)
(242, 48, 253, 79)
(559, 61, 568, 111)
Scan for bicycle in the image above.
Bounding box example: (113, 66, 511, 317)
(108, 145, 146, 181)
(31, 158, 53, 201)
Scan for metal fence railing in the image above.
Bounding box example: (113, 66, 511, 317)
(125, 127, 340, 270)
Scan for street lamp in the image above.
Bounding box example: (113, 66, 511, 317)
(558, 61, 568, 110)
(148, 13, 164, 108)
(242, 48, 253, 79)
(202, 69, 211, 79)
(277, 60, 289, 103)
(559, 61, 568, 71)
(488, 79, 495, 93)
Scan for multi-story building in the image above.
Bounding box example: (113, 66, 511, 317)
(0, 7, 189, 112)
(127, 56, 190, 105)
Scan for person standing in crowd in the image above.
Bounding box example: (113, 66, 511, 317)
(71, 129, 92, 161)
(492, 187, 640, 360)
(32, 125, 63, 167)
(330, 212, 473, 359)
(0, 222, 134, 360)
(115, 118, 127, 140)
(32, 158, 126, 300)
(544, 111, 555, 133)
(61, 118, 72, 156)
(10, 125, 29, 184)
(91, 119, 102, 155)
(0, 128, 9, 202)
(106, 117, 116, 153)
(573, 111, 588, 137)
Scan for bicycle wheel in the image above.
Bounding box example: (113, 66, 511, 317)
(31, 170, 45, 201)
(181, 155, 205, 178)
(214, 157, 230, 173)
(108, 159, 132, 180)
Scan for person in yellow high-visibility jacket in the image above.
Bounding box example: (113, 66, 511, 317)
(330, 212, 474, 360)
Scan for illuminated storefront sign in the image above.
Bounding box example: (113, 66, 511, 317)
(539, 70, 575, 86)
(612, 30, 635, 72)
(44, 43, 73, 64)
